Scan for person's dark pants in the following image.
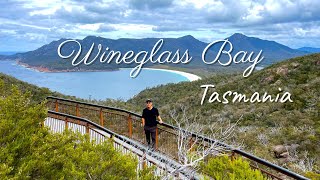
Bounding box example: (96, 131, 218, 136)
(144, 126, 157, 148)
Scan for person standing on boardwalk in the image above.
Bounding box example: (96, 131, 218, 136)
(142, 99, 163, 149)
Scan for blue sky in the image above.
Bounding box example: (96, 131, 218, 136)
(0, 0, 320, 51)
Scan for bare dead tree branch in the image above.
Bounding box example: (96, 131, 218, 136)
(163, 105, 241, 179)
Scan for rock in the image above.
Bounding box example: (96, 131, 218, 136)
(262, 75, 274, 83)
(279, 152, 289, 158)
(316, 60, 320, 66)
(276, 66, 289, 76)
(274, 79, 282, 85)
(272, 144, 300, 158)
(273, 145, 287, 158)
(278, 157, 290, 164)
(291, 62, 300, 68)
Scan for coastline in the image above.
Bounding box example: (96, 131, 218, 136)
(15, 61, 202, 81)
(142, 68, 201, 81)
(16, 60, 118, 73)
(17, 61, 51, 72)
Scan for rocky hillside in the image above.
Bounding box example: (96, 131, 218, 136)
(1, 53, 319, 176)
(129, 53, 320, 174)
(0, 73, 77, 103)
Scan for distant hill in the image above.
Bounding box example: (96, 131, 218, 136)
(0, 51, 21, 55)
(226, 33, 306, 65)
(0, 73, 78, 103)
(297, 47, 320, 53)
(0, 72, 54, 102)
(0, 33, 307, 71)
(0, 35, 210, 71)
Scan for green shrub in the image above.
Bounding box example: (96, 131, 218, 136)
(0, 82, 139, 179)
(200, 155, 267, 180)
(305, 171, 320, 180)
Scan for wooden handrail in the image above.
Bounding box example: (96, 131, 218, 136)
(46, 96, 309, 180)
(47, 110, 191, 179)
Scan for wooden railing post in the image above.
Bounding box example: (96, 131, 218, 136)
(99, 108, 104, 127)
(86, 123, 90, 134)
(142, 150, 147, 169)
(155, 127, 158, 150)
(128, 114, 132, 138)
(76, 103, 79, 117)
(65, 117, 68, 131)
(110, 134, 114, 147)
(55, 99, 58, 112)
(231, 151, 236, 161)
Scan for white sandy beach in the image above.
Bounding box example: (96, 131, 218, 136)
(143, 68, 201, 81)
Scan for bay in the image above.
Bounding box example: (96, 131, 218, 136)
(0, 61, 190, 100)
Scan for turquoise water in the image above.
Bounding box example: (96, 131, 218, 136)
(0, 61, 189, 100)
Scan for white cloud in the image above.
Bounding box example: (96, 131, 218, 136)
(78, 23, 101, 31)
(242, 3, 264, 22)
(113, 23, 156, 31)
(0, 0, 320, 51)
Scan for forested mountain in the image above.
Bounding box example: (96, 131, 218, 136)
(298, 47, 320, 53)
(0, 33, 307, 72)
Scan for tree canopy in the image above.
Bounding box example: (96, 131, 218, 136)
(0, 81, 139, 179)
